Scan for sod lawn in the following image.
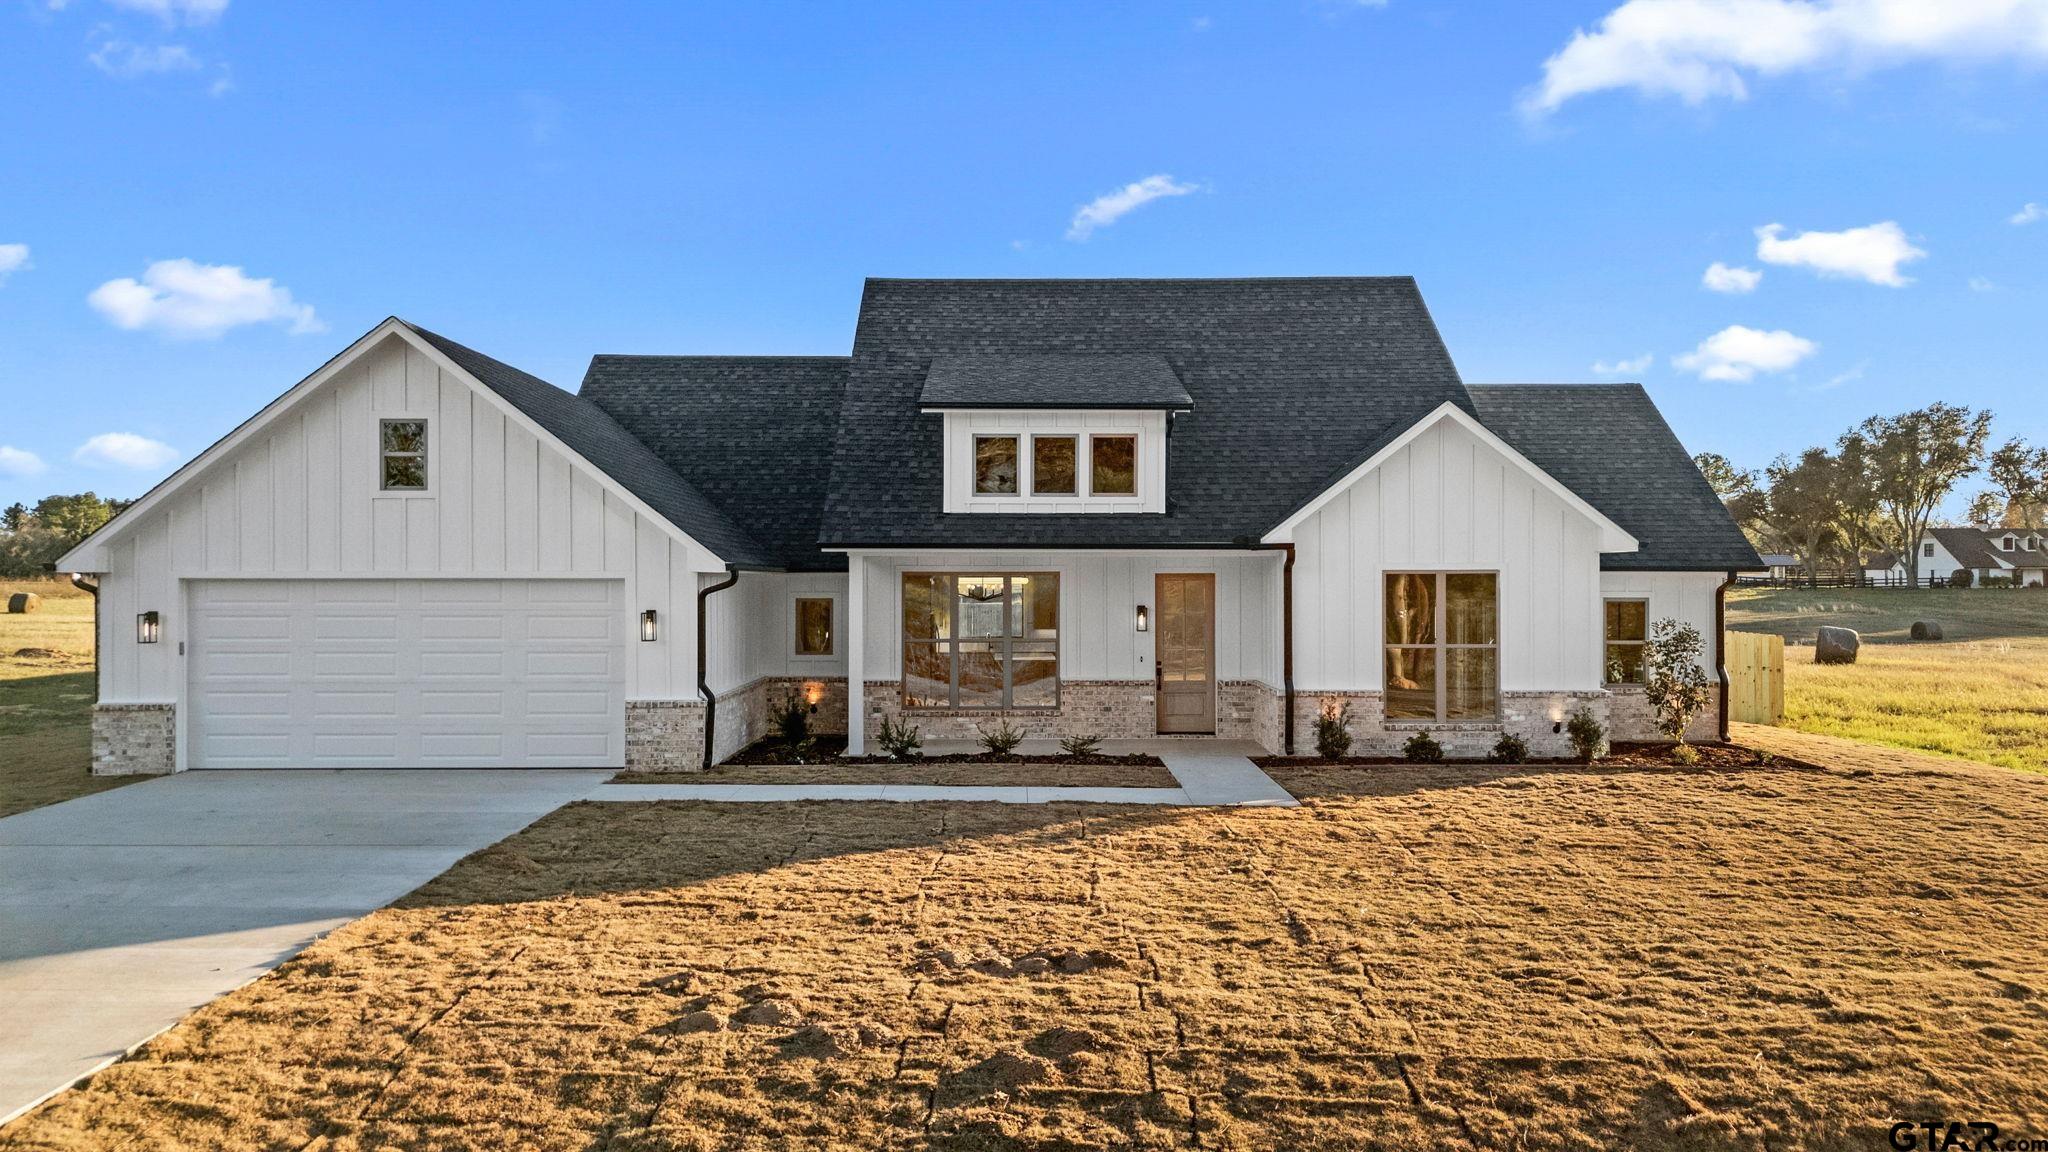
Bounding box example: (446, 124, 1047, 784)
(7, 730, 2045, 1151)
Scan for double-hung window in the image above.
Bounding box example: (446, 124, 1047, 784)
(1604, 599, 1648, 685)
(380, 420, 428, 491)
(1383, 572, 1497, 720)
(902, 573, 1059, 709)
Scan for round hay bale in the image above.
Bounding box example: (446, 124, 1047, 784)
(5, 592, 42, 614)
(1909, 621, 1944, 641)
(1814, 626, 1860, 665)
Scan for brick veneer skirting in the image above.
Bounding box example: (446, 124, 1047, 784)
(627, 676, 849, 773)
(92, 703, 176, 776)
(860, 679, 1291, 751)
(1291, 685, 1723, 757)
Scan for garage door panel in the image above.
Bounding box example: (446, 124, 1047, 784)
(190, 577, 624, 769)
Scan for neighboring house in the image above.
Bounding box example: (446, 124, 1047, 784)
(1759, 552, 1802, 580)
(1868, 527, 2048, 586)
(58, 278, 1759, 775)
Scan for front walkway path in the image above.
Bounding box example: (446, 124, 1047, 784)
(586, 739, 1299, 808)
(0, 768, 609, 1125)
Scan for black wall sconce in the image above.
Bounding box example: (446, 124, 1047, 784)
(137, 610, 161, 644)
(640, 609, 658, 642)
(1134, 604, 1150, 632)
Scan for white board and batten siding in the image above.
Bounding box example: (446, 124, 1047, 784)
(1287, 415, 1609, 693)
(91, 332, 723, 728)
(1598, 571, 1724, 669)
(850, 551, 1281, 686)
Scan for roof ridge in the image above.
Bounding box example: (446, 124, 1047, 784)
(862, 275, 1419, 285)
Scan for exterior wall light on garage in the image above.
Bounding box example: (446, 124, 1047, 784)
(640, 609, 658, 642)
(137, 611, 161, 644)
(1135, 604, 1149, 632)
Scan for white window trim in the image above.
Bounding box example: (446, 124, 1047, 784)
(377, 418, 430, 496)
(789, 591, 840, 662)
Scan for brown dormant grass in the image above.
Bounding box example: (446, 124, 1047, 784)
(8, 747, 2047, 1150)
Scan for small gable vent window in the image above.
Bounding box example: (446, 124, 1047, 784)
(380, 420, 428, 491)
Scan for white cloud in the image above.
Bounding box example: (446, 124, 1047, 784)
(89, 259, 323, 338)
(1191, 15, 1212, 31)
(0, 243, 30, 285)
(1673, 324, 1818, 381)
(1592, 353, 1655, 375)
(1702, 261, 1762, 293)
(2012, 202, 2047, 225)
(1754, 221, 1925, 286)
(0, 446, 47, 478)
(1066, 175, 1200, 241)
(89, 40, 200, 77)
(73, 432, 179, 470)
(1819, 362, 1868, 389)
(1524, 0, 2048, 115)
(107, 0, 228, 25)
(1970, 275, 1997, 292)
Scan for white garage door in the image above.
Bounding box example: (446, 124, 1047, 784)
(189, 579, 625, 769)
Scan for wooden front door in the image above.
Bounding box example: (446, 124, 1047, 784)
(1154, 573, 1216, 734)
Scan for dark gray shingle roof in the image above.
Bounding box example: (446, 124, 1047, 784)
(401, 322, 775, 569)
(820, 277, 1476, 550)
(579, 355, 851, 571)
(1928, 527, 2006, 570)
(1465, 384, 1763, 572)
(919, 354, 1194, 410)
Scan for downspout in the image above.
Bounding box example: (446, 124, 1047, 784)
(696, 569, 741, 771)
(1256, 543, 1297, 755)
(68, 571, 101, 703)
(1715, 569, 1737, 741)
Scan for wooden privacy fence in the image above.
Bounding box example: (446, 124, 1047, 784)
(1725, 631, 1785, 725)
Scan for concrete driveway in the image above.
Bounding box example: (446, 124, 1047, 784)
(0, 769, 608, 1124)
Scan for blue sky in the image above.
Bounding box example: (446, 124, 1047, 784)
(2, 0, 2044, 512)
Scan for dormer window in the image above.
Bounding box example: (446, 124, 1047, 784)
(974, 436, 1018, 495)
(1032, 436, 1077, 496)
(1091, 435, 1137, 496)
(2002, 535, 2016, 551)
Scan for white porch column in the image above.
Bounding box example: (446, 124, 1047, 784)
(845, 553, 866, 754)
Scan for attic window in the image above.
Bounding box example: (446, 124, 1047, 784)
(974, 436, 1018, 495)
(1091, 435, 1136, 496)
(380, 420, 427, 490)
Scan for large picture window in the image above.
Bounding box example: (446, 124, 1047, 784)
(902, 573, 1059, 709)
(1384, 572, 1497, 720)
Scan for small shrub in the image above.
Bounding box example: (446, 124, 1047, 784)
(1402, 729, 1444, 763)
(1643, 618, 1714, 748)
(1670, 743, 1701, 766)
(1313, 700, 1354, 759)
(979, 719, 1025, 756)
(773, 689, 810, 747)
(1950, 568, 1974, 589)
(1486, 732, 1530, 764)
(1059, 733, 1103, 757)
(1566, 707, 1608, 763)
(876, 715, 922, 760)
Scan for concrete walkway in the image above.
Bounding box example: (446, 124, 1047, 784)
(588, 739, 1298, 808)
(0, 768, 608, 1125)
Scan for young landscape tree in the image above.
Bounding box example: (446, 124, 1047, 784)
(1643, 619, 1714, 763)
(1839, 403, 1994, 585)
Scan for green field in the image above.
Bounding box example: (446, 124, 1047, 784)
(0, 578, 138, 817)
(1727, 586, 2048, 775)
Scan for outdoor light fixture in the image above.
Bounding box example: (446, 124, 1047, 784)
(1135, 604, 1149, 632)
(640, 609, 658, 642)
(137, 611, 161, 645)
(804, 681, 823, 708)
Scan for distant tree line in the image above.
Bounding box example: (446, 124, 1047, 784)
(0, 493, 128, 578)
(1695, 402, 2046, 585)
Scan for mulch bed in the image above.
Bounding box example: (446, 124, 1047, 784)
(1255, 740, 1821, 771)
(717, 734, 1166, 768)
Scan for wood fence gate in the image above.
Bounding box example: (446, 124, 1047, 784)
(1724, 631, 1785, 725)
